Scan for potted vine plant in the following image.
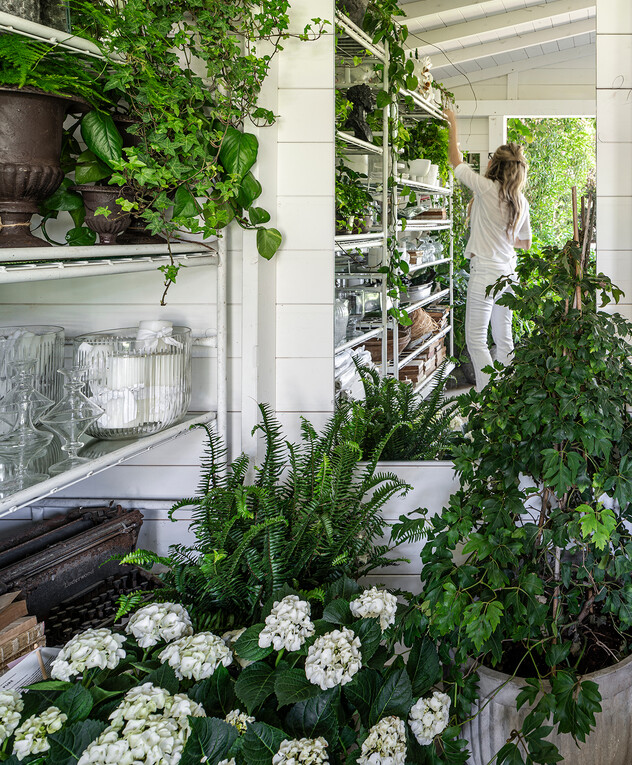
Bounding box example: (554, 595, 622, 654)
(0, 34, 107, 247)
(394, 202, 632, 764)
(336, 164, 375, 235)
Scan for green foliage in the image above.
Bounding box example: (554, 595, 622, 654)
(401, 119, 451, 185)
(507, 117, 596, 246)
(413, 233, 632, 762)
(340, 363, 462, 460)
(335, 164, 375, 233)
(119, 404, 414, 630)
(0, 33, 109, 107)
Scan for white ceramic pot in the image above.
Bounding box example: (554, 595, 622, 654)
(408, 158, 431, 176)
(344, 155, 369, 175)
(424, 164, 439, 187)
(464, 657, 632, 765)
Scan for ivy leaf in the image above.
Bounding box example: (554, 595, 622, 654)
(173, 186, 200, 219)
(376, 90, 390, 109)
(179, 717, 238, 765)
(248, 206, 270, 225)
(463, 600, 504, 652)
(145, 663, 179, 694)
(577, 503, 617, 551)
(406, 637, 441, 697)
(235, 662, 276, 714)
(368, 668, 413, 726)
(233, 624, 273, 662)
(55, 686, 93, 723)
(66, 227, 96, 246)
(256, 227, 282, 260)
(322, 599, 353, 625)
(219, 126, 258, 179)
(47, 719, 106, 765)
(188, 665, 235, 717)
(81, 110, 122, 167)
(274, 668, 321, 709)
(236, 171, 262, 209)
(285, 688, 339, 742)
(242, 722, 286, 765)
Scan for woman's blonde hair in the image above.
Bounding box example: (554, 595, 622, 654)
(485, 143, 527, 238)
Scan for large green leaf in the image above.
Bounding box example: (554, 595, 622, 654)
(248, 206, 270, 226)
(189, 665, 235, 718)
(326, 576, 361, 603)
(368, 668, 413, 726)
(233, 623, 273, 662)
(285, 688, 339, 742)
(81, 111, 123, 167)
(55, 686, 93, 723)
(74, 150, 112, 184)
(235, 171, 262, 209)
(242, 722, 286, 765)
(274, 668, 321, 709)
(145, 663, 179, 694)
(219, 127, 258, 179)
(65, 227, 96, 246)
(235, 662, 276, 714)
(351, 619, 381, 662)
(322, 599, 353, 626)
(47, 719, 106, 765)
(41, 186, 84, 213)
(343, 668, 380, 727)
(407, 638, 442, 697)
(173, 185, 200, 219)
(180, 717, 238, 765)
(256, 227, 282, 260)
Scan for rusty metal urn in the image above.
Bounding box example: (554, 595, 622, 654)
(73, 185, 132, 245)
(0, 87, 87, 248)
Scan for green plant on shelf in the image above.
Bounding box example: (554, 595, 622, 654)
(335, 164, 376, 234)
(401, 118, 451, 184)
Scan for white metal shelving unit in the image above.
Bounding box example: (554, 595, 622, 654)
(335, 11, 455, 397)
(0, 14, 228, 516)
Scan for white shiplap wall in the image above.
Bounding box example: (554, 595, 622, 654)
(595, 0, 632, 323)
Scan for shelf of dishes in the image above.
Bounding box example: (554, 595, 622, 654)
(401, 287, 450, 316)
(408, 257, 451, 275)
(0, 11, 104, 58)
(335, 10, 387, 63)
(334, 232, 386, 252)
(336, 131, 384, 156)
(0, 248, 217, 284)
(0, 410, 216, 517)
(396, 176, 452, 196)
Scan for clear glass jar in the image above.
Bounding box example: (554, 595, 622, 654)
(0, 325, 65, 404)
(73, 326, 192, 440)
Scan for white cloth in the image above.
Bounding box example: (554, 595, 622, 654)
(466, 259, 515, 392)
(454, 162, 531, 270)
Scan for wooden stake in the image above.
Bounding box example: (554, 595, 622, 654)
(35, 645, 48, 680)
(572, 186, 579, 242)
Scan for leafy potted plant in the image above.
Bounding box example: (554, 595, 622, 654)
(0, 34, 108, 247)
(336, 165, 375, 235)
(398, 204, 632, 763)
(401, 119, 450, 185)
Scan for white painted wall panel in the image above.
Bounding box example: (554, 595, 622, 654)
(596, 89, 632, 142)
(596, 34, 632, 88)
(597, 0, 632, 33)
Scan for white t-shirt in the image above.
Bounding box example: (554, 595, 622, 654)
(454, 161, 531, 270)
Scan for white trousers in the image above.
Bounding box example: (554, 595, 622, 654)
(465, 258, 515, 392)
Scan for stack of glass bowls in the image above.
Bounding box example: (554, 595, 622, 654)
(0, 325, 65, 403)
(73, 326, 192, 440)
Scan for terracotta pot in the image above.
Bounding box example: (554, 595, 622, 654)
(111, 114, 166, 245)
(0, 87, 87, 248)
(464, 657, 632, 764)
(72, 185, 132, 245)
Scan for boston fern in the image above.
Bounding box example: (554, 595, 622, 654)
(342, 363, 461, 461)
(120, 405, 413, 631)
(394, 229, 632, 763)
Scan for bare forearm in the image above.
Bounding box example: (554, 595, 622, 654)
(515, 238, 531, 250)
(444, 109, 463, 167)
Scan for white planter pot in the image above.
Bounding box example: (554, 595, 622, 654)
(408, 158, 431, 176)
(464, 658, 632, 765)
(361, 460, 459, 594)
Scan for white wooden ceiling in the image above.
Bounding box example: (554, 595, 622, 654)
(399, 0, 596, 86)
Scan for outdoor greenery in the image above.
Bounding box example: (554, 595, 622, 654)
(342, 363, 462, 461)
(394, 221, 632, 763)
(118, 405, 414, 632)
(507, 117, 596, 247)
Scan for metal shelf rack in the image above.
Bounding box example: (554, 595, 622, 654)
(0, 11, 104, 58)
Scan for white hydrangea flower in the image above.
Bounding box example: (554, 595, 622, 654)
(225, 708, 255, 734)
(350, 587, 398, 631)
(358, 716, 407, 765)
(77, 715, 186, 765)
(125, 602, 193, 648)
(0, 689, 23, 745)
(304, 627, 362, 690)
(108, 683, 171, 729)
(409, 691, 450, 746)
(222, 627, 252, 668)
(272, 737, 329, 764)
(13, 706, 67, 761)
(166, 693, 206, 723)
(217, 760, 236, 765)
(449, 414, 467, 433)
(159, 631, 232, 681)
(259, 595, 315, 652)
(51, 628, 126, 681)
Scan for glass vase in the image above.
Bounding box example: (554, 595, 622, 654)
(0, 325, 65, 403)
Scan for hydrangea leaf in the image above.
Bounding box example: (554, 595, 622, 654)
(284, 688, 339, 741)
(368, 668, 413, 727)
(351, 618, 381, 662)
(235, 662, 276, 714)
(274, 668, 321, 709)
(322, 599, 353, 626)
(145, 663, 179, 694)
(343, 668, 380, 727)
(242, 722, 286, 765)
(406, 638, 441, 697)
(188, 665, 235, 718)
(180, 717, 238, 765)
(233, 623, 273, 661)
(55, 686, 93, 723)
(47, 719, 106, 765)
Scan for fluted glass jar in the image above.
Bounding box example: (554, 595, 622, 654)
(0, 325, 65, 403)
